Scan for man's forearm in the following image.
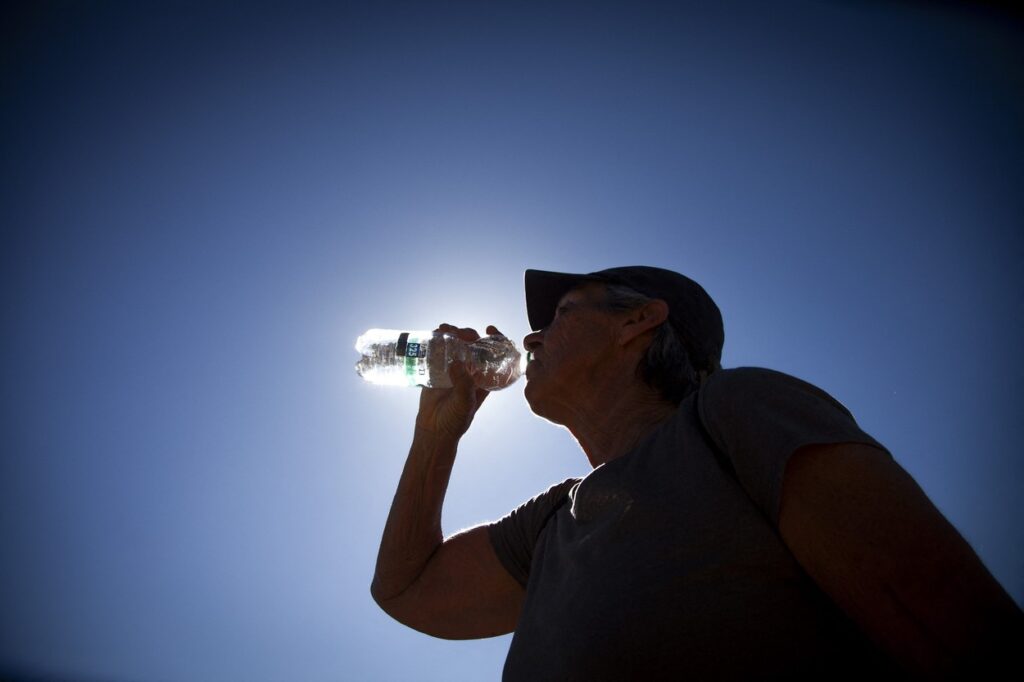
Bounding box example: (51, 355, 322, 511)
(371, 427, 460, 603)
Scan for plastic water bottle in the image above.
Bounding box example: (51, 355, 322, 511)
(354, 329, 525, 391)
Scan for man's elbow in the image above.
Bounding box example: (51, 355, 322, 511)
(370, 581, 413, 633)
(370, 580, 458, 639)
(370, 577, 420, 624)
(370, 576, 402, 612)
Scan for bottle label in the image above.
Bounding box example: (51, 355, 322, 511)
(396, 332, 427, 385)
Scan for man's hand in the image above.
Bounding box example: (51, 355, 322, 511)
(415, 324, 501, 441)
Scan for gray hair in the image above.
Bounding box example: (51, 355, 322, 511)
(599, 284, 712, 403)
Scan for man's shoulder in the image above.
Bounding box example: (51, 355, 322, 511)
(515, 477, 581, 516)
(708, 366, 802, 382)
(704, 366, 805, 391)
(538, 477, 583, 501)
(701, 367, 852, 417)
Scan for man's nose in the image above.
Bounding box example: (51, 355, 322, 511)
(523, 329, 543, 352)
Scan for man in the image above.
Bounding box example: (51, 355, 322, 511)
(371, 266, 1022, 680)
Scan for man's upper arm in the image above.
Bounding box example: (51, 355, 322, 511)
(374, 524, 525, 640)
(779, 442, 1024, 677)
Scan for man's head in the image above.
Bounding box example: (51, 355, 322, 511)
(522, 266, 724, 416)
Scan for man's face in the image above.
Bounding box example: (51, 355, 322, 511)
(522, 283, 621, 423)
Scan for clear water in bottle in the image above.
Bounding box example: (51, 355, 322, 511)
(354, 329, 524, 391)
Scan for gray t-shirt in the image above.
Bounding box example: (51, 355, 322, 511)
(488, 367, 901, 680)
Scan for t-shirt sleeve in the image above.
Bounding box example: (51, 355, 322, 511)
(697, 367, 891, 527)
(487, 478, 579, 587)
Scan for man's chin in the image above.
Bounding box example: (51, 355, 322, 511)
(523, 379, 538, 406)
(523, 380, 545, 416)
(523, 381, 565, 424)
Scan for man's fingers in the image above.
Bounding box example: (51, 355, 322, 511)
(449, 352, 480, 398)
(433, 323, 480, 342)
(435, 324, 505, 339)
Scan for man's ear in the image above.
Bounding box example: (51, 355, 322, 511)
(618, 299, 669, 346)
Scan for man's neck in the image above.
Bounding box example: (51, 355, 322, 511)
(566, 382, 678, 468)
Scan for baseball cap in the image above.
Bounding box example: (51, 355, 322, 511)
(524, 266, 724, 372)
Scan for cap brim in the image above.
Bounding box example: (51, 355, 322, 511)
(525, 269, 603, 331)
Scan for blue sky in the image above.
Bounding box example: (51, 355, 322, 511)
(2, 1, 1021, 680)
